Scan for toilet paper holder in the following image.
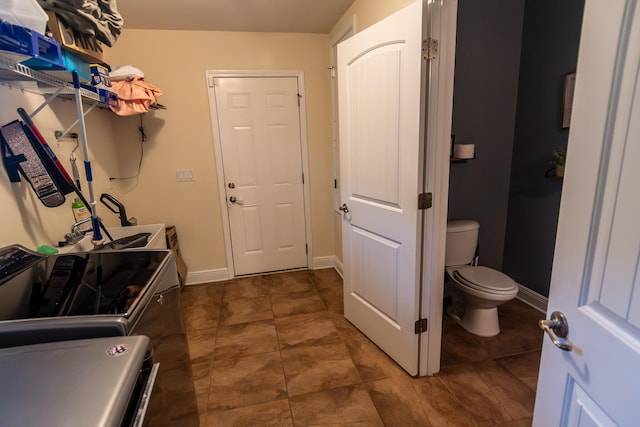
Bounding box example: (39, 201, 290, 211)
(450, 135, 476, 162)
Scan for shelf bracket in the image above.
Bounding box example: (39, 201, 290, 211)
(30, 87, 65, 119)
(57, 101, 99, 140)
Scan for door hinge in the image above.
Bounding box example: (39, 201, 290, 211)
(423, 38, 438, 61)
(415, 318, 428, 334)
(334, 179, 337, 189)
(305, 244, 308, 254)
(302, 173, 305, 184)
(297, 93, 302, 106)
(418, 192, 433, 210)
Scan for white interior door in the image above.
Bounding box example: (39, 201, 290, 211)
(534, 1, 640, 425)
(213, 77, 308, 276)
(338, 0, 427, 375)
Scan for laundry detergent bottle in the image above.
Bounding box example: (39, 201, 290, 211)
(71, 198, 91, 232)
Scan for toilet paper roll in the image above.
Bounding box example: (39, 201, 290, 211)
(453, 144, 475, 159)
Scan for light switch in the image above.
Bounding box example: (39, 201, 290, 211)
(176, 169, 195, 182)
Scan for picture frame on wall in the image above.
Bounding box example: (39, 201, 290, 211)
(562, 72, 576, 128)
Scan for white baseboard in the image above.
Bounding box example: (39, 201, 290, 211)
(312, 255, 343, 277)
(185, 268, 229, 285)
(516, 283, 548, 313)
(312, 256, 336, 270)
(186, 256, 344, 285)
(333, 257, 343, 278)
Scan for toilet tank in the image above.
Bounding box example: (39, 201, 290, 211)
(445, 220, 480, 266)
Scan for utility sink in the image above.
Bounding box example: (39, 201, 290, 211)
(58, 224, 166, 253)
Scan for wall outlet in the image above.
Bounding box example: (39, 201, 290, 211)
(176, 169, 195, 182)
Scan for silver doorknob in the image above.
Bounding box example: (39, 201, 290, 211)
(229, 196, 244, 205)
(539, 311, 572, 351)
(339, 203, 349, 213)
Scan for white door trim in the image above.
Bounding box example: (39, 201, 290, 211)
(329, 16, 356, 212)
(419, 0, 458, 376)
(206, 70, 313, 279)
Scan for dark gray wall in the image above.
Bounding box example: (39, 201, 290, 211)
(502, 0, 585, 297)
(449, 0, 525, 270)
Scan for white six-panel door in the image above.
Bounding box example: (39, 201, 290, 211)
(212, 77, 308, 276)
(534, 0, 640, 425)
(338, 0, 427, 375)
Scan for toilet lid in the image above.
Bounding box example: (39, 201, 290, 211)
(455, 266, 516, 292)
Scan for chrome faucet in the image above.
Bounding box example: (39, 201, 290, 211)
(64, 218, 92, 244)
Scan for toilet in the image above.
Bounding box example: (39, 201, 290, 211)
(445, 220, 519, 337)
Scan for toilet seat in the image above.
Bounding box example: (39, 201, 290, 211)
(452, 266, 517, 295)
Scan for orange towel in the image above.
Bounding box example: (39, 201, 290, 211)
(109, 78, 163, 116)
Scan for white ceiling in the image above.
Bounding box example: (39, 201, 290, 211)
(116, 0, 355, 34)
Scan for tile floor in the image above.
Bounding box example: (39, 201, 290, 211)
(181, 269, 543, 427)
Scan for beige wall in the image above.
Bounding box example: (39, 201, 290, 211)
(331, 0, 415, 39)
(105, 30, 333, 275)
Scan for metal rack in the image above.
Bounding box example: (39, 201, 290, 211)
(0, 53, 114, 243)
(0, 54, 101, 101)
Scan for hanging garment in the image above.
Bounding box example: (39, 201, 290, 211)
(37, 0, 123, 47)
(109, 78, 164, 116)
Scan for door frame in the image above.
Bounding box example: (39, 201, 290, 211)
(206, 70, 313, 279)
(329, 17, 356, 276)
(329, 15, 356, 212)
(419, 0, 458, 376)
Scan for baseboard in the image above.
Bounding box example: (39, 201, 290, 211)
(516, 284, 548, 313)
(186, 257, 343, 285)
(185, 268, 230, 285)
(333, 257, 343, 278)
(312, 256, 336, 270)
(312, 255, 343, 277)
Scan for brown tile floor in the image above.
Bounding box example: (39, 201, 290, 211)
(181, 269, 543, 427)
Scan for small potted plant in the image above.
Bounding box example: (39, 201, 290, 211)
(551, 145, 567, 177)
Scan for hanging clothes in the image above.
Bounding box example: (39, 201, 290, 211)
(37, 0, 123, 47)
(109, 78, 164, 116)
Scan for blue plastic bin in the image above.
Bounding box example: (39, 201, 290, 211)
(0, 20, 63, 69)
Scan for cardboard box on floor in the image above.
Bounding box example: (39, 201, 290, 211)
(165, 226, 187, 287)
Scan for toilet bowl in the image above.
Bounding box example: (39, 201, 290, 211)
(445, 220, 519, 337)
(446, 265, 519, 336)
